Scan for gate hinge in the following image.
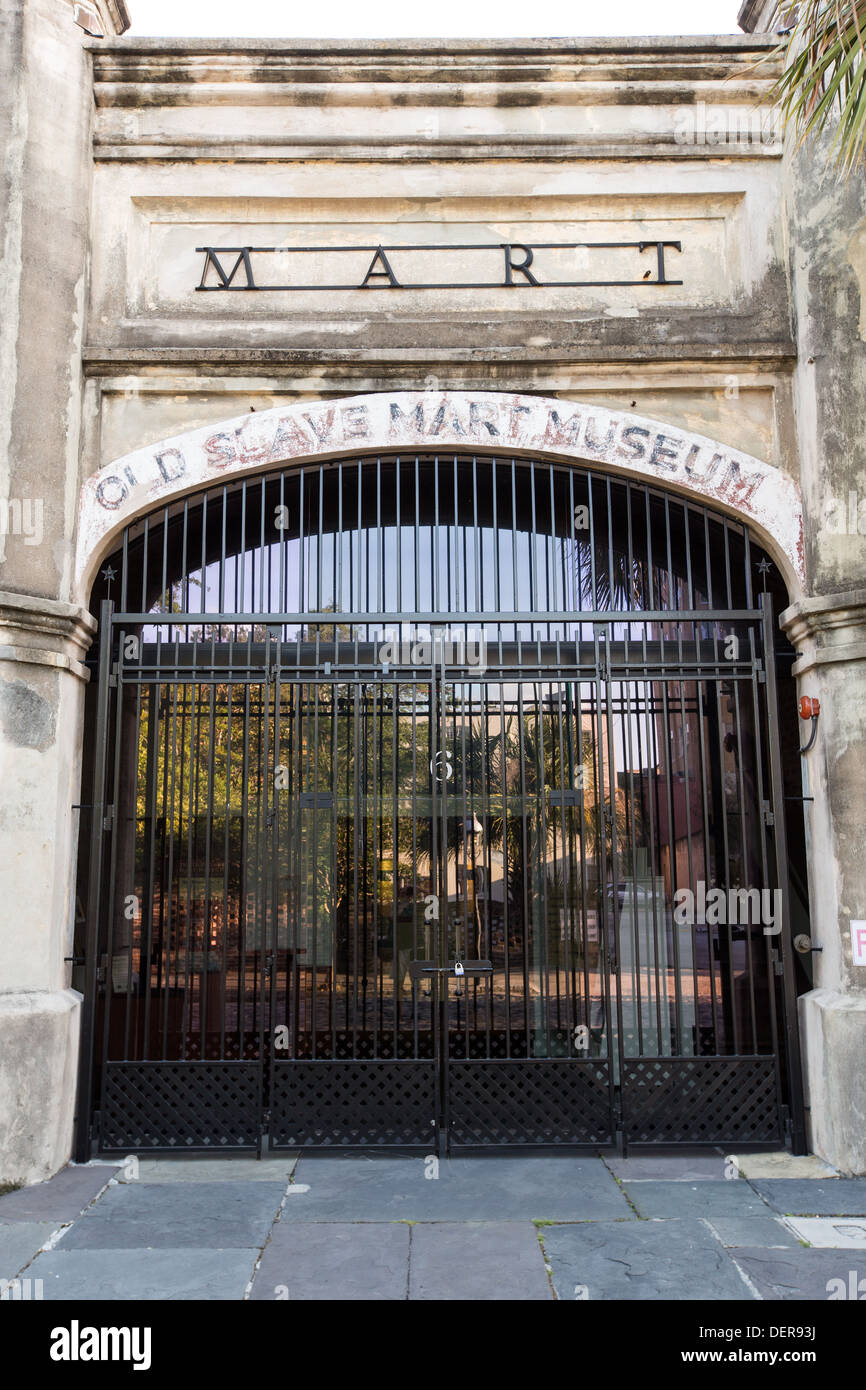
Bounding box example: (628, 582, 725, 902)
(103, 804, 114, 831)
(762, 801, 775, 828)
(755, 660, 766, 684)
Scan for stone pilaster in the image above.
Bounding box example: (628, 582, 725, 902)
(0, 592, 96, 1182)
(781, 590, 866, 1172)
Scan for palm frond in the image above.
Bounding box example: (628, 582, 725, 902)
(769, 0, 866, 173)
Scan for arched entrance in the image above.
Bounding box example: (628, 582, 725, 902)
(74, 447, 808, 1155)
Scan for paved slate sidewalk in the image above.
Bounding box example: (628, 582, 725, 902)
(2, 1153, 865, 1301)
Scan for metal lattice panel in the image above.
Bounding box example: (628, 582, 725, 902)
(269, 1061, 438, 1148)
(447, 1061, 613, 1147)
(100, 1062, 262, 1151)
(621, 1058, 782, 1145)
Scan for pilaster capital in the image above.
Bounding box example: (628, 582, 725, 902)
(0, 590, 97, 682)
(780, 588, 866, 677)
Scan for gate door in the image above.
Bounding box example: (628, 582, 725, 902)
(82, 619, 273, 1153)
(598, 604, 804, 1149)
(440, 671, 616, 1148)
(267, 673, 439, 1149)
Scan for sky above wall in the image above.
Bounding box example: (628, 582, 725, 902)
(126, 0, 745, 39)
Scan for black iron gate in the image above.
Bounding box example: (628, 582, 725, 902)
(74, 453, 806, 1155)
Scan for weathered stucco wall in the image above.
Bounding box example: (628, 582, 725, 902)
(0, 0, 124, 1186)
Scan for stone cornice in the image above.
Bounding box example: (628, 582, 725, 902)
(0, 591, 97, 682)
(90, 36, 782, 102)
(89, 35, 783, 162)
(780, 588, 866, 675)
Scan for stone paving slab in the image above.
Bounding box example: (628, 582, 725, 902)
(287, 1156, 631, 1222)
(250, 1221, 410, 1300)
(113, 1158, 298, 1184)
(749, 1180, 866, 1216)
(730, 1152, 839, 1181)
(541, 1218, 755, 1301)
(606, 1154, 729, 1182)
(623, 1180, 771, 1219)
(27, 1247, 257, 1300)
(731, 1249, 866, 1301)
(58, 1182, 287, 1250)
(703, 1215, 800, 1249)
(0, 1222, 60, 1280)
(409, 1222, 551, 1300)
(0, 1166, 119, 1224)
(783, 1216, 866, 1248)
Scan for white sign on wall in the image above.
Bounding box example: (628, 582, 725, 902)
(851, 920, 866, 966)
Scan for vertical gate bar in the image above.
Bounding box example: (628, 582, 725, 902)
(693, 676, 721, 1050)
(553, 675, 568, 1039)
(590, 472, 601, 612)
(160, 676, 179, 1059)
(201, 674, 217, 1045)
(413, 455, 420, 614)
(729, 642, 759, 1053)
(124, 657, 146, 1061)
(75, 601, 115, 1160)
(140, 514, 149, 616)
(180, 668, 198, 1060)
(659, 681, 684, 1054)
(312, 664, 320, 1056)
(391, 674, 399, 1054)
(434, 453, 441, 614)
(259, 642, 274, 1157)
(603, 663, 629, 1100)
(515, 683, 532, 1049)
(676, 677, 702, 1059)
(621, 678, 645, 1056)
(239, 683, 251, 1058)
(594, 643, 622, 1146)
(748, 619, 784, 1088)
(372, 679, 381, 1046)
(574, 681, 593, 1056)
(429, 656, 442, 1146)
(317, 463, 324, 617)
(352, 681, 361, 1059)
(330, 679, 339, 1059)
(140, 682, 159, 1062)
(376, 455, 382, 614)
(761, 593, 807, 1151)
(472, 455, 481, 617)
(535, 679, 551, 1052)
(220, 681, 232, 1061)
(458, 679, 471, 1049)
(639, 678, 665, 1051)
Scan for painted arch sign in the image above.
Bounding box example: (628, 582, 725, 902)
(75, 391, 805, 599)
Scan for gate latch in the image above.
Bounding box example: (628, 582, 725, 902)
(408, 960, 493, 981)
(762, 801, 775, 828)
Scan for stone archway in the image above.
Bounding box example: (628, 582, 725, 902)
(75, 391, 805, 602)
